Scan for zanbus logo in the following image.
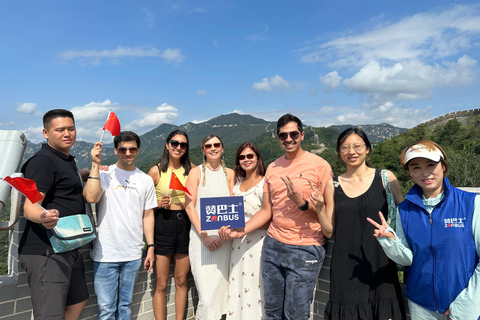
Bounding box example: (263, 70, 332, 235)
(444, 217, 466, 228)
(200, 196, 245, 230)
(205, 203, 241, 222)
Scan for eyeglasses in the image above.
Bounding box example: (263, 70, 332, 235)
(204, 142, 221, 149)
(169, 140, 187, 150)
(278, 131, 300, 141)
(117, 147, 139, 154)
(238, 153, 255, 161)
(339, 144, 365, 153)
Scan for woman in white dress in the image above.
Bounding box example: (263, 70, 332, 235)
(185, 134, 235, 320)
(227, 142, 267, 320)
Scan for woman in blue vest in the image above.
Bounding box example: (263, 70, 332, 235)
(368, 140, 480, 319)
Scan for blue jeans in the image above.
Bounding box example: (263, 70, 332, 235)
(93, 259, 142, 320)
(262, 235, 325, 320)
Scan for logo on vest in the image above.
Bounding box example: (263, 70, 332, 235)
(444, 217, 466, 228)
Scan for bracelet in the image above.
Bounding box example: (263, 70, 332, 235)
(88, 176, 100, 180)
(147, 244, 155, 249)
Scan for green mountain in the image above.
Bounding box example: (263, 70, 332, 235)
(21, 113, 406, 172)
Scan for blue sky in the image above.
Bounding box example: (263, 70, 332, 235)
(1, 0, 479, 143)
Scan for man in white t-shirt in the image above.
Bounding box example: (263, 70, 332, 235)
(84, 131, 157, 320)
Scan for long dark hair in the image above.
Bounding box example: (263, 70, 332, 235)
(157, 130, 192, 176)
(234, 142, 266, 179)
(336, 127, 372, 160)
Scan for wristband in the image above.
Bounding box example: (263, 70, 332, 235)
(147, 244, 155, 249)
(88, 176, 100, 180)
(298, 200, 309, 211)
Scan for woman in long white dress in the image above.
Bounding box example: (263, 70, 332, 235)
(227, 142, 267, 320)
(185, 134, 235, 320)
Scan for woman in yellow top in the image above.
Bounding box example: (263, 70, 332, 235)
(148, 130, 193, 320)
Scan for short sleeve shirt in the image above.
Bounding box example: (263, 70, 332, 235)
(19, 144, 85, 255)
(265, 151, 333, 246)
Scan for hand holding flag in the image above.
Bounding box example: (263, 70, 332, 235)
(1, 176, 59, 229)
(169, 172, 191, 196)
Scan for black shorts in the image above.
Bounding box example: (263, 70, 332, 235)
(19, 249, 89, 319)
(154, 208, 191, 256)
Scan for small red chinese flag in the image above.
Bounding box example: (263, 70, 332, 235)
(169, 172, 191, 196)
(103, 111, 121, 136)
(2, 176, 44, 203)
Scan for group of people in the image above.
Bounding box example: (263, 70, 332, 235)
(17, 109, 480, 320)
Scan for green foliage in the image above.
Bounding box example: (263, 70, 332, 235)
(0, 196, 11, 275)
(370, 117, 480, 194)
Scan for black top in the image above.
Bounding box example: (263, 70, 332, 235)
(19, 143, 85, 255)
(324, 169, 405, 320)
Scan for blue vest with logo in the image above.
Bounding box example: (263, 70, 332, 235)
(399, 178, 478, 313)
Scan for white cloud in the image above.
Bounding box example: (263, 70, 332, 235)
(56, 46, 185, 65)
(71, 100, 117, 121)
(320, 71, 342, 92)
(16, 102, 39, 114)
(195, 90, 207, 95)
(124, 103, 179, 132)
(252, 75, 290, 92)
(343, 55, 477, 107)
(22, 126, 44, 143)
(302, 4, 480, 67)
(140, 7, 155, 28)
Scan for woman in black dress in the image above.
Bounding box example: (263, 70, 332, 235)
(312, 128, 406, 319)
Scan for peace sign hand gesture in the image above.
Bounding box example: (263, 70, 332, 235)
(366, 211, 396, 240)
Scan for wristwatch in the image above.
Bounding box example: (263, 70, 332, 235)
(298, 200, 309, 211)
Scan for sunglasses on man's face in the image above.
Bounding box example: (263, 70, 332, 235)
(169, 140, 188, 150)
(204, 142, 221, 149)
(117, 147, 139, 154)
(238, 153, 255, 161)
(277, 131, 300, 141)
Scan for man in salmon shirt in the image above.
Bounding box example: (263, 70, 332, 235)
(220, 113, 334, 319)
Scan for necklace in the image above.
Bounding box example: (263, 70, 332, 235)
(207, 164, 221, 171)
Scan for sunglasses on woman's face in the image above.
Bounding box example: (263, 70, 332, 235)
(117, 147, 139, 154)
(204, 142, 221, 149)
(277, 131, 300, 141)
(169, 140, 187, 150)
(238, 153, 255, 161)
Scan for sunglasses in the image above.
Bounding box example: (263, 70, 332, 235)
(238, 153, 255, 161)
(169, 140, 187, 150)
(277, 131, 300, 141)
(117, 147, 139, 154)
(204, 142, 221, 149)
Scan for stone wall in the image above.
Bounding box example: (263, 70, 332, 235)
(422, 108, 480, 130)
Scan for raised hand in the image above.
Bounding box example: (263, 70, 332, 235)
(280, 176, 304, 207)
(91, 142, 103, 164)
(308, 180, 324, 211)
(366, 211, 395, 240)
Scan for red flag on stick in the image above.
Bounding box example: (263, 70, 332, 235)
(169, 172, 191, 196)
(2, 176, 44, 203)
(103, 111, 121, 136)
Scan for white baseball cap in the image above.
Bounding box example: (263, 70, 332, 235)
(403, 144, 444, 165)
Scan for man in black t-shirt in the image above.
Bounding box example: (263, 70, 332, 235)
(19, 109, 88, 320)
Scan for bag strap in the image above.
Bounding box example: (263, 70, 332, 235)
(381, 169, 393, 195)
(77, 171, 97, 227)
